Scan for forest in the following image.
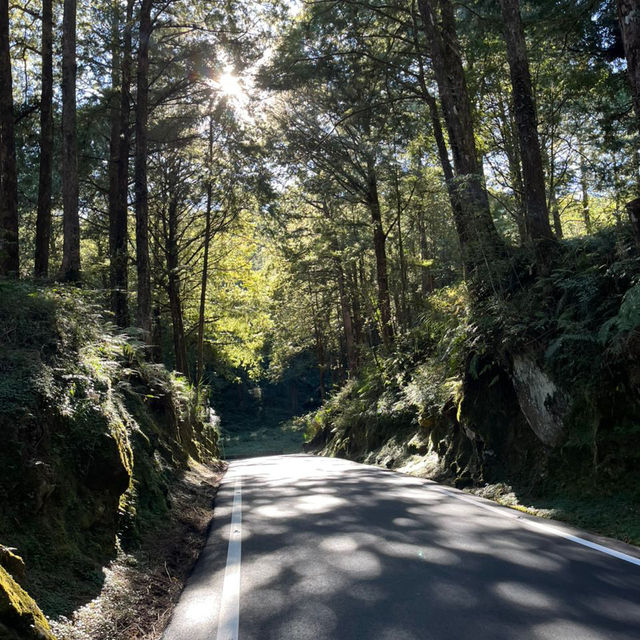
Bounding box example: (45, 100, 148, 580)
(1, 0, 640, 638)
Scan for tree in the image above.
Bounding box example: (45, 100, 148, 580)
(617, 0, 640, 132)
(108, 0, 134, 326)
(34, 0, 54, 278)
(500, 0, 555, 258)
(135, 0, 153, 334)
(0, 0, 19, 276)
(264, 20, 397, 346)
(617, 0, 640, 244)
(417, 0, 504, 277)
(60, 0, 80, 281)
(196, 107, 215, 383)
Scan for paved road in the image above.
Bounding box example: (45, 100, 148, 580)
(163, 455, 640, 640)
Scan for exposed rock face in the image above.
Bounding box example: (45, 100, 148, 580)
(0, 566, 56, 640)
(511, 355, 568, 447)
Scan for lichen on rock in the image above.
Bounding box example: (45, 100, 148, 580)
(511, 355, 569, 447)
(0, 566, 56, 640)
(0, 547, 25, 585)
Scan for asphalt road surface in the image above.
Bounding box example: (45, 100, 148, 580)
(162, 454, 640, 640)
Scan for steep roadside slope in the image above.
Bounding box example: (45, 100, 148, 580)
(303, 234, 640, 544)
(0, 281, 220, 639)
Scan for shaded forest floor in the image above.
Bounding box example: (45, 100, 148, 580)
(49, 460, 226, 640)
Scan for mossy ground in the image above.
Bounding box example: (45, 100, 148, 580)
(0, 566, 55, 640)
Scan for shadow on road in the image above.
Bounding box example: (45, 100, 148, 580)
(198, 456, 640, 640)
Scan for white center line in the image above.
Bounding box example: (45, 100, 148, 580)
(216, 475, 242, 640)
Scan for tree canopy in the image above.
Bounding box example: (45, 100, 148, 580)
(0, 0, 639, 392)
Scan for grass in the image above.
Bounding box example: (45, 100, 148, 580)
(471, 483, 640, 546)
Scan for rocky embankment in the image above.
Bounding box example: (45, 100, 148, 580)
(0, 282, 220, 639)
(304, 235, 640, 542)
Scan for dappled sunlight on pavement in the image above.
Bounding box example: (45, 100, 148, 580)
(164, 455, 640, 640)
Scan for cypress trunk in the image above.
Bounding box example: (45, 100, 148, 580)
(617, 0, 640, 134)
(196, 113, 214, 383)
(580, 156, 592, 234)
(500, 0, 554, 252)
(366, 162, 394, 347)
(34, 0, 53, 278)
(60, 0, 80, 281)
(108, 0, 133, 326)
(336, 259, 358, 374)
(0, 0, 19, 276)
(616, 1, 640, 243)
(167, 196, 187, 375)
(417, 0, 504, 274)
(135, 0, 153, 334)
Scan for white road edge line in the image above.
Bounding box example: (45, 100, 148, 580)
(433, 487, 640, 567)
(216, 475, 242, 640)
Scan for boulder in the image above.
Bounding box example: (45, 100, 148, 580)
(511, 355, 569, 447)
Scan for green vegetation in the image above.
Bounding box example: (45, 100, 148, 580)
(300, 229, 640, 543)
(0, 281, 219, 632)
(2, 0, 640, 634)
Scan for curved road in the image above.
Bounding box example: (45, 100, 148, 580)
(163, 455, 640, 640)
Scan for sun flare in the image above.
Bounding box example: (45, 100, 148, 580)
(216, 70, 243, 98)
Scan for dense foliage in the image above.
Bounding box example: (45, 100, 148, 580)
(1, 0, 640, 634)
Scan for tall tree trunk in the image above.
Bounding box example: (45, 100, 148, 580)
(196, 112, 214, 383)
(417, 214, 434, 295)
(167, 196, 187, 375)
(108, 0, 133, 326)
(60, 0, 80, 281)
(616, 0, 640, 246)
(393, 169, 409, 328)
(347, 262, 363, 347)
(0, 0, 19, 276)
(366, 161, 394, 347)
(618, 0, 640, 134)
(549, 188, 563, 239)
(497, 95, 527, 244)
(108, 7, 120, 273)
(34, 0, 53, 278)
(311, 294, 326, 401)
(135, 0, 153, 334)
(547, 134, 564, 239)
(411, 1, 466, 256)
(500, 0, 554, 254)
(417, 0, 504, 274)
(580, 155, 592, 233)
(336, 258, 358, 374)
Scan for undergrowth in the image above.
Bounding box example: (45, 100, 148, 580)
(0, 280, 220, 628)
(302, 230, 640, 543)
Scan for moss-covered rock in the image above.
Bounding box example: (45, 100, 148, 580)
(0, 547, 25, 585)
(0, 566, 56, 640)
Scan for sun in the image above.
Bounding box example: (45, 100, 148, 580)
(216, 70, 243, 98)
(207, 64, 253, 122)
